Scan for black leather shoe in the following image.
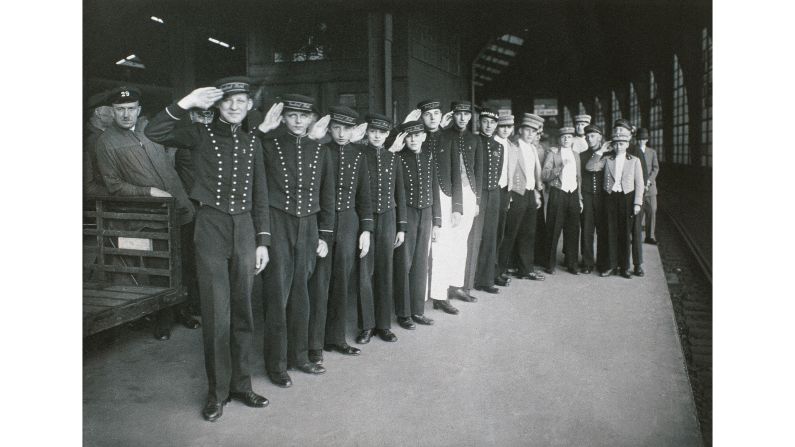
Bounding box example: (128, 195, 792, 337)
(397, 316, 416, 330)
(600, 269, 614, 277)
(644, 238, 657, 245)
(581, 267, 593, 274)
(544, 267, 556, 275)
(229, 391, 268, 408)
(633, 266, 645, 277)
(432, 299, 459, 315)
(374, 328, 397, 342)
(567, 267, 580, 275)
(356, 329, 373, 344)
(449, 287, 477, 302)
(153, 325, 170, 341)
(324, 343, 361, 356)
(411, 314, 434, 325)
(308, 349, 324, 364)
(292, 362, 326, 374)
(267, 371, 292, 388)
(177, 307, 201, 329)
(620, 269, 632, 279)
(202, 398, 229, 422)
(474, 285, 500, 294)
(494, 276, 510, 286)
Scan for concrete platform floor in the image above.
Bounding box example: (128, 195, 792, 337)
(83, 244, 702, 447)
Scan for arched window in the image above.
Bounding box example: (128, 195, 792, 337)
(701, 28, 712, 167)
(673, 54, 689, 164)
(649, 71, 664, 160)
(563, 106, 573, 127)
(594, 96, 605, 129)
(629, 82, 640, 128)
(611, 90, 622, 128)
(578, 101, 587, 115)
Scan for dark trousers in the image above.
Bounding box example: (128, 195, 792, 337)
(359, 209, 396, 330)
(631, 205, 644, 268)
(606, 192, 634, 271)
(315, 210, 359, 347)
(193, 206, 255, 402)
(394, 206, 432, 317)
(499, 191, 538, 275)
(534, 193, 547, 266)
(262, 208, 318, 373)
(464, 203, 483, 291)
(580, 192, 607, 271)
(474, 188, 501, 287)
(546, 188, 581, 270)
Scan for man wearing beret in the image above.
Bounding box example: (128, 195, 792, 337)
(497, 113, 545, 281)
(393, 118, 441, 329)
(541, 127, 583, 275)
(254, 93, 336, 386)
(143, 78, 271, 421)
(472, 108, 505, 294)
(586, 125, 645, 278)
(438, 101, 481, 304)
(419, 99, 464, 316)
(305, 105, 373, 364)
(572, 114, 591, 154)
(580, 124, 609, 274)
(96, 87, 200, 338)
(633, 128, 659, 246)
(84, 91, 113, 195)
(356, 113, 406, 344)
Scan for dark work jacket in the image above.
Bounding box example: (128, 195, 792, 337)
(256, 130, 336, 243)
(478, 133, 504, 191)
(427, 129, 463, 214)
(84, 121, 108, 195)
(398, 148, 442, 228)
(363, 143, 408, 233)
(580, 147, 605, 194)
(326, 142, 374, 233)
(144, 103, 271, 246)
(449, 126, 481, 202)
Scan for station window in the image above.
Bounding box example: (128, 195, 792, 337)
(629, 82, 640, 128)
(649, 71, 665, 161)
(563, 106, 573, 127)
(701, 28, 712, 167)
(578, 101, 587, 115)
(611, 90, 621, 128)
(673, 54, 689, 164)
(594, 96, 605, 129)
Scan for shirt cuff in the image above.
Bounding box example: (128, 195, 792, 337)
(256, 232, 271, 247)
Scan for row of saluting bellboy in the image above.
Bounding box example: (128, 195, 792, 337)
(89, 76, 660, 422)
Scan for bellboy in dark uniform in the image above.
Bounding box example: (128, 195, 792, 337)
(356, 113, 407, 344)
(258, 94, 335, 387)
(542, 127, 583, 275)
(144, 78, 271, 422)
(421, 99, 463, 316)
(580, 124, 608, 274)
(393, 119, 441, 329)
(472, 108, 504, 294)
(306, 106, 373, 364)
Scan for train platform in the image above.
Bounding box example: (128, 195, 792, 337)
(83, 243, 702, 447)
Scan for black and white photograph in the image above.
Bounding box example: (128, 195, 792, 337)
(7, 0, 794, 446)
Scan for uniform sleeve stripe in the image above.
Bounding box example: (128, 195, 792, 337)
(165, 107, 181, 120)
(257, 232, 271, 235)
(319, 229, 334, 232)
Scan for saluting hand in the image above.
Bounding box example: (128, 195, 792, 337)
(308, 115, 331, 140)
(317, 239, 329, 258)
(440, 111, 453, 128)
(178, 87, 224, 110)
(350, 123, 368, 144)
(358, 231, 371, 258)
(388, 132, 408, 153)
(394, 231, 405, 248)
(403, 109, 422, 123)
(259, 102, 284, 133)
(254, 246, 269, 274)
